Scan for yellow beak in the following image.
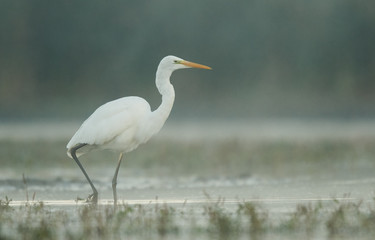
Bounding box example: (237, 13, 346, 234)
(180, 60, 212, 70)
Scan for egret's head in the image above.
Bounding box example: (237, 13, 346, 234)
(156, 55, 211, 94)
(159, 55, 212, 72)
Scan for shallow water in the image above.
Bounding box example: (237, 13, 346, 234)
(3, 174, 375, 240)
(1, 120, 375, 239)
(4, 174, 375, 211)
(2, 119, 375, 203)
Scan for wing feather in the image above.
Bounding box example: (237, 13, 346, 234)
(67, 96, 151, 150)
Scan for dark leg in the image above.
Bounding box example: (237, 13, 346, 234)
(70, 144, 98, 204)
(112, 153, 123, 207)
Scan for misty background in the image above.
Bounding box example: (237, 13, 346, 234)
(1, 0, 374, 121)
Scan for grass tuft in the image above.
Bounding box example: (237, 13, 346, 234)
(1, 198, 375, 239)
(238, 202, 268, 237)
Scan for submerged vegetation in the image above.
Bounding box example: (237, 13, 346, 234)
(1, 197, 375, 239)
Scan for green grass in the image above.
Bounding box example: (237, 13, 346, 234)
(1, 138, 375, 178)
(1, 197, 375, 240)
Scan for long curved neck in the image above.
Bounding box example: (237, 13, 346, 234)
(151, 68, 175, 131)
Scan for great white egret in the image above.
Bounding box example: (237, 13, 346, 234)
(67, 55, 211, 205)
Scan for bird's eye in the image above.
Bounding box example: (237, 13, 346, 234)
(174, 60, 179, 64)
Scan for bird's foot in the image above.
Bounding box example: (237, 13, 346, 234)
(85, 193, 98, 204)
(75, 196, 85, 203)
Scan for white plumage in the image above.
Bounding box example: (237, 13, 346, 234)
(66, 55, 211, 205)
(67, 97, 151, 156)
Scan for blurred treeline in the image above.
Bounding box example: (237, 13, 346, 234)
(1, 0, 374, 120)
